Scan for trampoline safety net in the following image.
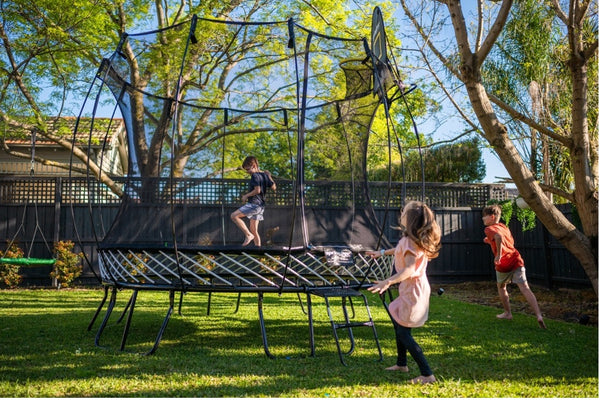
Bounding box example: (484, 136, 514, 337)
(77, 11, 402, 291)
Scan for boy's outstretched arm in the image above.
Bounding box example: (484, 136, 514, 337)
(265, 170, 276, 191)
(493, 233, 503, 265)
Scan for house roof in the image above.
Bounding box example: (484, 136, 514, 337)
(1, 116, 125, 148)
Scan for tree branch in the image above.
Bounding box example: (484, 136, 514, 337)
(445, 1, 472, 70)
(488, 93, 573, 146)
(550, 0, 568, 24)
(497, 177, 575, 202)
(0, 135, 89, 175)
(419, 46, 480, 131)
(575, 0, 593, 25)
(475, 0, 513, 66)
(0, 21, 43, 120)
(537, 182, 575, 203)
(583, 38, 599, 62)
(406, 128, 477, 150)
(400, 0, 462, 79)
(475, 0, 484, 51)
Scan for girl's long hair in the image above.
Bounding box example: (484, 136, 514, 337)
(401, 201, 441, 259)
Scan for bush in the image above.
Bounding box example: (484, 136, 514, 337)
(487, 199, 536, 232)
(0, 243, 24, 288)
(51, 240, 83, 289)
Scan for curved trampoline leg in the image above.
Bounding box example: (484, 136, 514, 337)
(117, 291, 135, 324)
(348, 296, 356, 319)
(257, 292, 275, 359)
(206, 292, 212, 316)
(324, 296, 350, 366)
(307, 293, 315, 357)
(363, 293, 383, 363)
(120, 289, 138, 351)
(88, 285, 109, 331)
(296, 292, 307, 315)
(234, 292, 242, 313)
(178, 291, 185, 316)
(340, 297, 356, 357)
(95, 286, 118, 348)
(144, 289, 175, 356)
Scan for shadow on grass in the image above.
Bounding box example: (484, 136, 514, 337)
(0, 288, 597, 397)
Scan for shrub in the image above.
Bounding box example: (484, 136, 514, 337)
(0, 243, 24, 288)
(487, 199, 536, 232)
(51, 240, 83, 289)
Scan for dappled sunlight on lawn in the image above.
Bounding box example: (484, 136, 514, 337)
(0, 288, 596, 397)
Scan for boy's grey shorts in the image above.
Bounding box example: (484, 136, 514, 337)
(238, 203, 265, 221)
(496, 266, 527, 285)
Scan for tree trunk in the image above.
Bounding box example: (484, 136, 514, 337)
(463, 71, 597, 294)
(442, 0, 598, 294)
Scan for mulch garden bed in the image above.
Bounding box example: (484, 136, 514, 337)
(433, 281, 597, 326)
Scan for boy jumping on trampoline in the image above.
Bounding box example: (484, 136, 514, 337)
(482, 204, 546, 329)
(366, 201, 441, 384)
(231, 156, 276, 247)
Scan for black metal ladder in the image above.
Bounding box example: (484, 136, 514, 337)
(308, 286, 383, 366)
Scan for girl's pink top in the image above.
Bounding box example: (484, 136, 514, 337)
(388, 236, 431, 328)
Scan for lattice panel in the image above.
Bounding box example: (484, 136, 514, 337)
(98, 248, 394, 291)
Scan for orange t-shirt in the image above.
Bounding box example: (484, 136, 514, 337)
(484, 223, 524, 273)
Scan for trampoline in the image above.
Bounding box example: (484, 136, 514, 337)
(74, 7, 417, 363)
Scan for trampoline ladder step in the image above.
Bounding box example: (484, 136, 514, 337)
(310, 287, 383, 366)
(334, 321, 374, 329)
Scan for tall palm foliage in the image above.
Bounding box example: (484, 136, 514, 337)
(483, 0, 598, 201)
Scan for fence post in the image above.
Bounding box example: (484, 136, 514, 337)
(542, 225, 554, 289)
(52, 177, 62, 288)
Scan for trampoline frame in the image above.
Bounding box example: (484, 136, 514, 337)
(75, 5, 418, 364)
(87, 247, 393, 362)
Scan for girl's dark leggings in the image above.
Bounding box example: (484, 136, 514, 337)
(393, 322, 433, 376)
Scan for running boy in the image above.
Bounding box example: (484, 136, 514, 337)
(231, 156, 276, 247)
(482, 204, 546, 329)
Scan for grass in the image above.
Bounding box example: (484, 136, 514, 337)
(0, 287, 597, 398)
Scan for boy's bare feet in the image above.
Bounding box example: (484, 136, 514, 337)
(496, 312, 513, 320)
(242, 234, 254, 246)
(409, 375, 436, 384)
(385, 365, 409, 372)
(538, 317, 547, 329)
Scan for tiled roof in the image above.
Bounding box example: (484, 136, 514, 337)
(1, 116, 125, 147)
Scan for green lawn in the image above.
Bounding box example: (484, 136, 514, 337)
(0, 288, 597, 397)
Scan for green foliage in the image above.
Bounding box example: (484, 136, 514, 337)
(1, 0, 426, 183)
(50, 241, 83, 289)
(0, 243, 24, 288)
(515, 205, 537, 231)
(487, 199, 537, 232)
(0, 0, 116, 116)
(369, 137, 486, 183)
(180, 1, 403, 180)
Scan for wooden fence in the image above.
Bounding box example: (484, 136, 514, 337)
(0, 177, 591, 289)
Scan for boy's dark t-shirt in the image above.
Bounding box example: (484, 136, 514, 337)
(247, 172, 273, 206)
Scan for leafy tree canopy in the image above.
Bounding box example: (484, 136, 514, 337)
(1, 0, 486, 185)
(368, 137, 485, 183)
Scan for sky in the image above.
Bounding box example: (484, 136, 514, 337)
(389, 3, 515, 187)
(481, 148, 511, 185)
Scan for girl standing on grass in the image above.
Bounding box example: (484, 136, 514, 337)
(366, 201, 441, 384)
